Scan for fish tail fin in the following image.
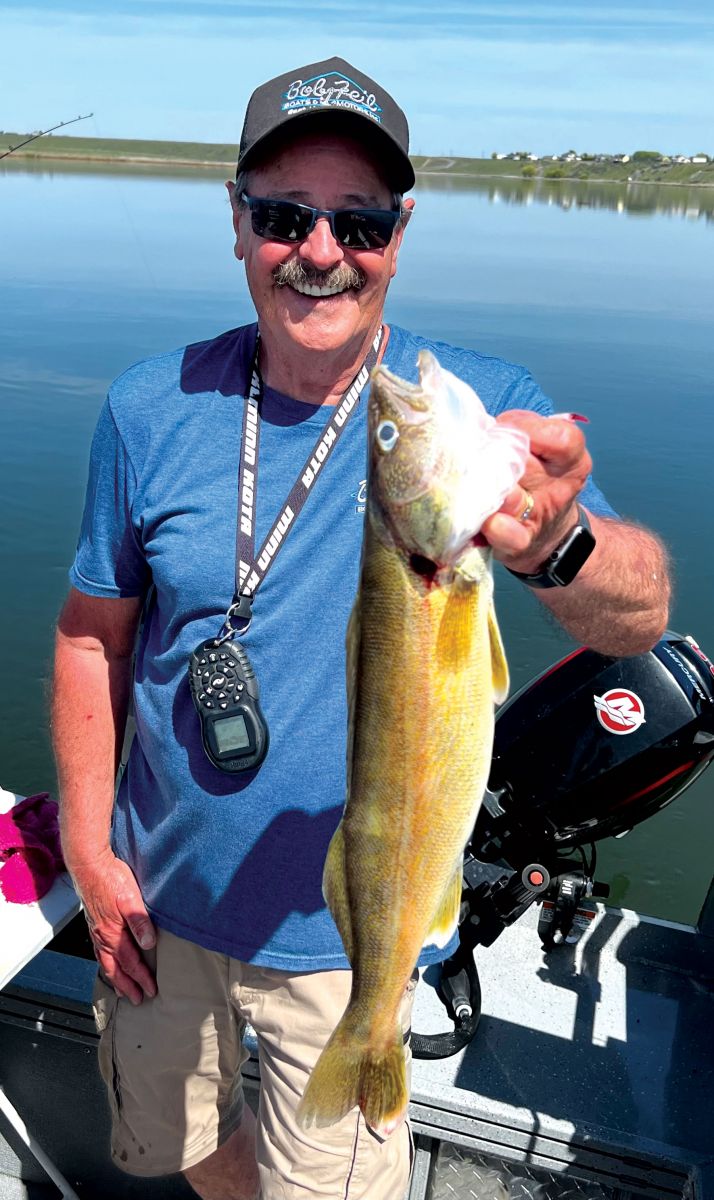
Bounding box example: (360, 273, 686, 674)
(297, 1013, 408, 1139)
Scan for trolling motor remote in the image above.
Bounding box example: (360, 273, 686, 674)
(188, 638, 269, 773)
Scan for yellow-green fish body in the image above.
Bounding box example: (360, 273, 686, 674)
(297, 350, 529, 1137)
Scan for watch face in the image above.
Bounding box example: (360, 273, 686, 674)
(550, 526, 596, 585)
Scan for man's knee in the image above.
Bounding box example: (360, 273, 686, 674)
(183, 1109, 260, 1200)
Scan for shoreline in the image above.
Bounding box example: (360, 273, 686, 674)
(4, 151, 714, 188)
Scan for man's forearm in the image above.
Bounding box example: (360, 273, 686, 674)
(538, 514, 671, 655)
(52, 633, 133, 872)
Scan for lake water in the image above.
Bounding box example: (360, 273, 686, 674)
(1, 161, 712, 923)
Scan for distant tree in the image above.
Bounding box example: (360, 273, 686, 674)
(632, 150, 662, 162)
(491, 151, 498, 159)
(545, 166, 566, 179)
(521, 164, 537, 178)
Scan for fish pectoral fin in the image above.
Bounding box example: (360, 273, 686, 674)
(488, 601, 510, 705)
(425, 864, 463, 949)
(323, 824, 354, 962)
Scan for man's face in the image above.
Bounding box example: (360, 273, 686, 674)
(228, 133, 414, 360)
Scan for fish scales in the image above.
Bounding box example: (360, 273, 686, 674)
(297, 350, 529, 1139)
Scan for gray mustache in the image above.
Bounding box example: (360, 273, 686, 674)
(273, 260, 365, 292)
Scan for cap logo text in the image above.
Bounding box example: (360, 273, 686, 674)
(282, 72, 382, 124)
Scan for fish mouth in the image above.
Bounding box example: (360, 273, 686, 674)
(370, 364, 431, 422)
(273, 261, 365, 298)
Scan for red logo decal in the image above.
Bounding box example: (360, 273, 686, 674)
(686, 637, 714, 678)
(594, 688, 646, 735)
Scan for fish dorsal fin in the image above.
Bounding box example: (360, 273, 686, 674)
(425, 864, 462, 948)
(489, 601, 510, 705)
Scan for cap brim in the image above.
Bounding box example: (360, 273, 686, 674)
(239, 109, 415, 193)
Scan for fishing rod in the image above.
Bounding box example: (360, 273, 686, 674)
(0, 113, 93, 161)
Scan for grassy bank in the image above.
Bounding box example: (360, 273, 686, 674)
(3, 133, 714, 186)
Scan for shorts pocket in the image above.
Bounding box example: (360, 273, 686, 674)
(93, 971, 123, 1120)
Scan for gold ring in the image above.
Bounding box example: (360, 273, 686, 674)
(518, 489, 535, 522)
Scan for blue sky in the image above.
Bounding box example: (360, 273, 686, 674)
(2, 0, 713, 157)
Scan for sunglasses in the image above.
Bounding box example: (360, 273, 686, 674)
(240, 194, 403, 250)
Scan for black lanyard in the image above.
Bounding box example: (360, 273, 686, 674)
(219, 326, 383, 639)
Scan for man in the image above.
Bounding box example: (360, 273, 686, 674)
(52, 57, 670, 1200)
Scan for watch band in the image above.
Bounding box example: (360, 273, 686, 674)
(506, 504, 596, 589)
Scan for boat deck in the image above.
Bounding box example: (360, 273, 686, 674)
(1, 897, 712, 1199)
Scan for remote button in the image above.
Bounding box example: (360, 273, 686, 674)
(199, 657, 207, 666)
(212, 673, 226, 688)
(218, 692, 226, 700)
(206, 686, 214, 695)
(209, 653, 217, 663)
(237, 681, 244, 691)
(198, 692, 207, 701)
(205, 701, 213, 708)
(219, 652, 227, 661)
(220, 702, 228, 710)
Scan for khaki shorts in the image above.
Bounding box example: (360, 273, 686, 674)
(93, 928, 416, 1199)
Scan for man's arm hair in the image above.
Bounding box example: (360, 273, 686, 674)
(538, 513, 671, 656)
(52, 588, 157, 1003)
(52, 588, 143, 870)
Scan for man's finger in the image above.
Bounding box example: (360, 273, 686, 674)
(497, 411, 589, 473)
(115, 887, 157, 950)
(127, 915, 156, 951)
(95, 950, 144, 1006)
(115, 938, 157, 998)
(482, 510, 532, 558)
(498, 484, 536, 524)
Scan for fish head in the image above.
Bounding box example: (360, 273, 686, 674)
(368, 350, 529, 567)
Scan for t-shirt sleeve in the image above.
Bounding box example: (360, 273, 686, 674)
(69, 397, 150, 598)
(498, 371, 619, 520)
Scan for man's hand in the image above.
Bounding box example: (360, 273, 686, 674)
(477, 410, 670, 656)
(71, 848, 157, 1005)
(482, 411, 591, 570)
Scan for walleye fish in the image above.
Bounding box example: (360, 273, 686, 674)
(297, 350, 529, 1138)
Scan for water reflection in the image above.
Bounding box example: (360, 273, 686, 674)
(413, 174, 714, 222)
(3, 157, 713, 221)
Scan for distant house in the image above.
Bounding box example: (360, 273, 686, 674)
(673, 155, 691, 164)
(612, 154, 631, 164)
(692, 155, 709, 164)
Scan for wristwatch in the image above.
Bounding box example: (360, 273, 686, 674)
(507, 505, 596, 589)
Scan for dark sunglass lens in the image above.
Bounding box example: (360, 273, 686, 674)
(251, 199, 313, 243)
(335, 210, 398, 249)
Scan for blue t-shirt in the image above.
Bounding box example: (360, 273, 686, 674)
(70, 323, 616, 970)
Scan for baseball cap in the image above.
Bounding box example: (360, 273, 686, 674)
(238, 56, 415, 193)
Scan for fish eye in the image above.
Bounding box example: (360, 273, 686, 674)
(376, 419, 399, 453)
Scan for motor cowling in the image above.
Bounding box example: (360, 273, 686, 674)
(488, 631, 714, 849)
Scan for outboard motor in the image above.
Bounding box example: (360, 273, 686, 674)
(412, 630, 714, 1059)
